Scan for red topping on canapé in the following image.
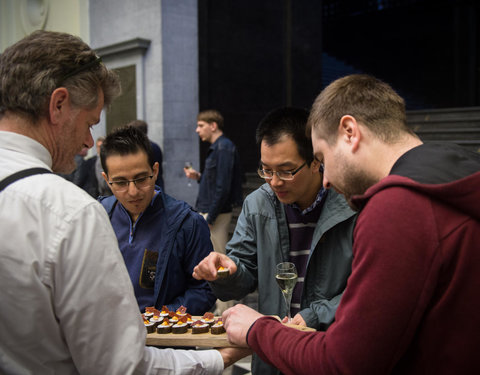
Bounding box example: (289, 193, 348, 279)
(203, 312, 215, 321)
(161, 305, 169, 314)
(176, 305, 187, 314)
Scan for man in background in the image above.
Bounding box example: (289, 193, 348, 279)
(75, 136, 111, 198)
(128, 119, 164, 190)
(185, 109, 243, 314)
(57, 146, 88, 182)
(0, 30, 245, 374)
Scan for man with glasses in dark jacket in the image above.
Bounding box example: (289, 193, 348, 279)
(193, 107, 356, 375)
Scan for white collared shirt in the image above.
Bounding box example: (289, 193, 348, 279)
(0, 131, 223, 375)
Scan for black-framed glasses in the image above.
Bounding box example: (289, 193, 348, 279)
(257, 162, 307, 181)
(108, 175, 154, 192)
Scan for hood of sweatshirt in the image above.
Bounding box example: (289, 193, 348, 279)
(352, 143, 480, 220)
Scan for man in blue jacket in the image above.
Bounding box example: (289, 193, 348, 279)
(193, 107, 356, 375)
(99, 126, 216, 315)
(184, 110, 243, 254)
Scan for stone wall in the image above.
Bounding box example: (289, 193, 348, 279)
(90, 0, 200, 205)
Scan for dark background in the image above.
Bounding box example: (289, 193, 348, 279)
(198, 0, 480, 172)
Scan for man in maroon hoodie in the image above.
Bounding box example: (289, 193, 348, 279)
(222, 74, 480, 374)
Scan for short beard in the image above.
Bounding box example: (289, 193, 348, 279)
(340, 165, 378, 211)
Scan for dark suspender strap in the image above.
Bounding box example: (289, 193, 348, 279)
(0, 168, 52, 192)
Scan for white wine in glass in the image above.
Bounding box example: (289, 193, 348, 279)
(275, 262, 298, 322)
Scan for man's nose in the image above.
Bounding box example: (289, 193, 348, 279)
(270, 173, 284, 186)
(127, 181, 140, 194)
(323, 174, 331, 189)
(84, 131, 94, 149)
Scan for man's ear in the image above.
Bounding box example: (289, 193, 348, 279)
(310, 157, 322, 174)
(49, 88, 70, 125)
(102, 171, 113, 192)
(152, 162, 159, 180)
(210, 121, 218, 132)
(339, 115, 361, 152)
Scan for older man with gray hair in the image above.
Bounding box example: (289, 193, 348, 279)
(0, 30, 246, 374)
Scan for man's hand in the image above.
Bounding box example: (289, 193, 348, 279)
(282, 313, 306, 326)
(217, 347, 252, 368)
(184, 167, 200, 180)
(193, 252, 237, 281)
(222, 304, 263, 347)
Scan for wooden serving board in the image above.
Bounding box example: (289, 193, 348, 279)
(146, 330, 233, 347)
(145, 317, 316, 348)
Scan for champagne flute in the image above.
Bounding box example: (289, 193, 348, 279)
(275, 262, 298, 323)
(184, 161, 193, 187)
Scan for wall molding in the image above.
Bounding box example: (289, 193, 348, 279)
(95, 38, 151, 59)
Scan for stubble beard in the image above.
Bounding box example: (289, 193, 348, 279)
(52, 114, 81, 174)
(337, 159, 378, 211)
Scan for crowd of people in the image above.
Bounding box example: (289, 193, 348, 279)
(1, 30, 479, 375)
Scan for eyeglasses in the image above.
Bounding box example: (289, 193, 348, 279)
(257, 162, 307, 181)
(108, 175, 154, 192)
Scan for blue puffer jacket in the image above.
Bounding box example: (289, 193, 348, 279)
(100, 189, 216, 315)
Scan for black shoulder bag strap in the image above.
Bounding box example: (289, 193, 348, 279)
(0, 168, 52, 192)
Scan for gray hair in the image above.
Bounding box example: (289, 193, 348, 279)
(0, 30, 121, 124)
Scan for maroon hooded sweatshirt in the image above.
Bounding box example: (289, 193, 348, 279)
(247, 143, 480, 374)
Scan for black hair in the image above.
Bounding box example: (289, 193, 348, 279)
(127, 119, 148, 135)
(100, 125, 154, 175)
(255, 107, 313, 164)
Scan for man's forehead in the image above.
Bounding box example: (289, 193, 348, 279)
(312, 136, 330, 161)
(261, 135, 298, 151)
(106, 150, 148, 163)
(107, 158, 152, 179)
(260, 138, 302, 166)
